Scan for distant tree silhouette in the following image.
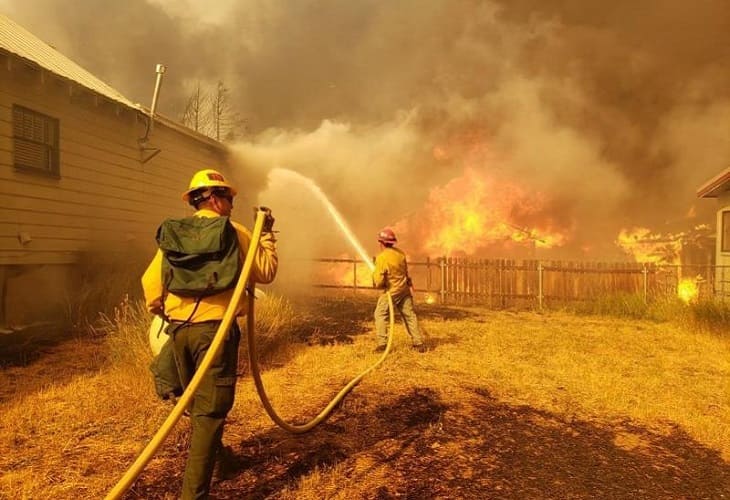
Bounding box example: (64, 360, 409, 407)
(180, 81, 246, 142)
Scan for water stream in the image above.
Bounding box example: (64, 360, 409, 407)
(268, 167, 375, 271)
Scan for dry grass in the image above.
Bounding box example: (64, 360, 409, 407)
(1, 293, 728, 499)
(63, 250, 148, 331)
(248, 293, 300, 364)
(424, 311, 729, 450)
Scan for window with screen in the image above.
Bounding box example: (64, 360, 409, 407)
(12, 104, 60, 176)
(722, 211, 730, 252)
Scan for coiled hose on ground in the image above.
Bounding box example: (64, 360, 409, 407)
(246, 289, 394, 433)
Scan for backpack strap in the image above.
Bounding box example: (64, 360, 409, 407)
(169, 297, 203, 336)
(159, 267, 174, 324)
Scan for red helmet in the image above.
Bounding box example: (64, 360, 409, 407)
(377, 227, 397, 245)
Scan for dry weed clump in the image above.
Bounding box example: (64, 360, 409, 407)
(63, 249, 148, 331)
(95, 295, 155, 374)
(243, 292, 302, 365)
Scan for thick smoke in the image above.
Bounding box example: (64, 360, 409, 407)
(3, 0, 729, 265)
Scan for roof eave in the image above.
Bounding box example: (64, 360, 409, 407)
(697, 167, 730, 199)
(2, 49, 227, 152)
(153, 112, 229, 152)
(1, 47, 142, 112)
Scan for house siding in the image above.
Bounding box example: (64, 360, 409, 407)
(0, 59, 230, 325)
(713, 194, 730, 297)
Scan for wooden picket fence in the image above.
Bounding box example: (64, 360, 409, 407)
(312, 257, 729, 308)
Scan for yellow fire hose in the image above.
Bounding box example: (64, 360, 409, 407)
(245, 289, 394, 433)
(106, 210, 395, 497)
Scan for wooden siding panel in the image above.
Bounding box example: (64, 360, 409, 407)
(0, 119, 225, 192)
(0, 235, 94, 252)
(1, 71, 229, 265)
(0, 156, 181, 202)
(0, 88, 226, 180)
(0, 173, 171, 213)
(1, 90, 226, 181)
(0, 219, 158, 254)
(0, 252, 77, 265)
(0, 207, 154, 230)
(1, 85, 226, 166)
(0, 144, 200, 203)
(0, 220, 146, 239)
(0, 194, 159, 235)
(0, 221, 150, 243)
(0, 80, 138, 139)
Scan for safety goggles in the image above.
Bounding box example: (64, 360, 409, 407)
(210, 188, 233, 204)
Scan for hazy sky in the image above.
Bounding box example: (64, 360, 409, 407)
(2, 0, 728, 262)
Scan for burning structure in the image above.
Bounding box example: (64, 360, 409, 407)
(392, 166, 569, 260)
(615, 225, 714, 267)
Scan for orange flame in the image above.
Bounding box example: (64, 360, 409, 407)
(616, 227, 682, 264)
(318, 255, 373, 287)
(395, 167, 568, 257)
(677, 278, 699, 304)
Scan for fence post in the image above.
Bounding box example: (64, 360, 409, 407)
(440, 257, 446, 304)
(426, 256, 431, 292)
(642, 263, 648, 304)
(537, 261, 543, 310)
(353, 259, 358, 294)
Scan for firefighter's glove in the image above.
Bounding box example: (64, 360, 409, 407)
(255, 206, 276, 233)
(149, 298, 164, 316)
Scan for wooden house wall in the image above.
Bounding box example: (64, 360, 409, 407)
(0, 56, 230, 324)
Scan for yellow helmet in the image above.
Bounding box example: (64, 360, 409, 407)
(182, 169, 238, 202)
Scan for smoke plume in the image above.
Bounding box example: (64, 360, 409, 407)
(3, 0, 729, 266)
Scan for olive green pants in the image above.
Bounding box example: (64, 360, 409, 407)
(168, 321, 240, 500)
(374, 293, 423, 347)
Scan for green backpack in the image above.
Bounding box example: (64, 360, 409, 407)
(156, 216, 242, 298)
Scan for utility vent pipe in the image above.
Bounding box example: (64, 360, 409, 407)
(139, 64, 166, 162)
(146, 63, 166, 137)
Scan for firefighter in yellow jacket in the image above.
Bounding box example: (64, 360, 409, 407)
(372, 227, 426, 353)
(142, 169, 278, 499)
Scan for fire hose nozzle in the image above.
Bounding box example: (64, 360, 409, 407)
(253, 206, 275, 232)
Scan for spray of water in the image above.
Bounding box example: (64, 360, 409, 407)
(269, 167, 375, 271)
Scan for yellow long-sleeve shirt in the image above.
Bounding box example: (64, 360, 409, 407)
(141, 209, 278, 322)
(372, 246, 411, 300)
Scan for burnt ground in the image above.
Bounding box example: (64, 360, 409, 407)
(0, 323, 80, 368)
(286, 294, 480, 347)
(127, 387, 730, 499)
